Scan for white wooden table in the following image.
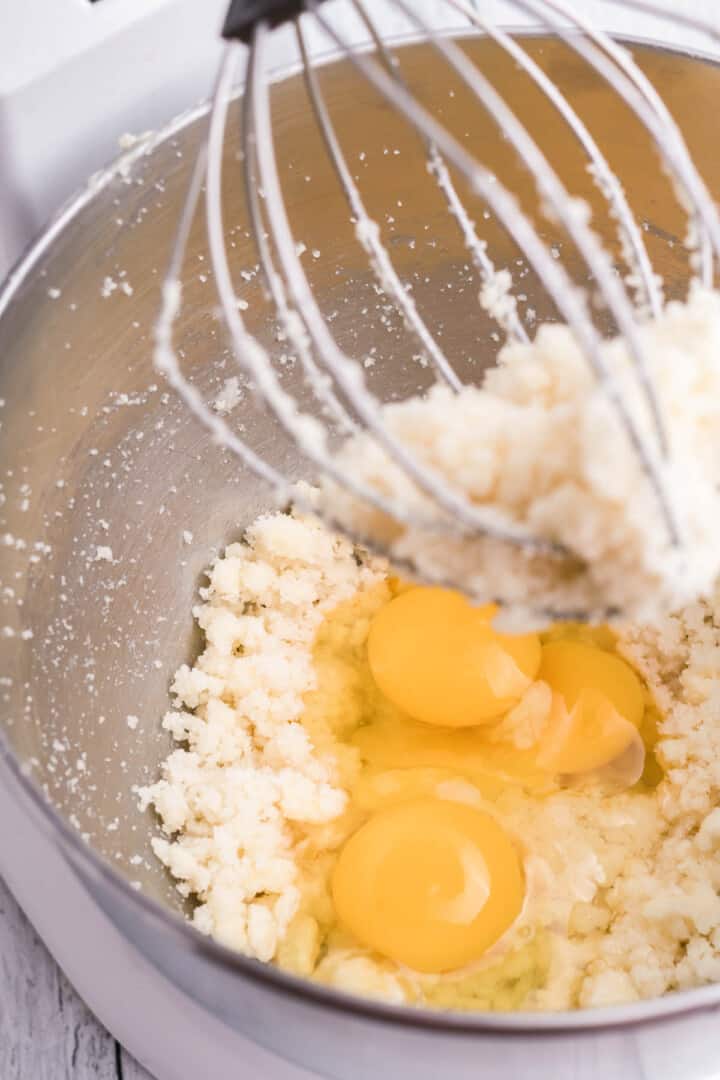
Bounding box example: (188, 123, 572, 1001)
(0, 876, 152, 1080)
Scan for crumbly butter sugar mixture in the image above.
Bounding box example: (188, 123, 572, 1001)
(320, 286, 720, 626)
(141, 503, 720, 1012)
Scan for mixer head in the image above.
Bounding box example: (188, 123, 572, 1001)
(155, 0, 720, 620)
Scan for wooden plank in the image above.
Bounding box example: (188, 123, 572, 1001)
(0, 875, 152, 1080)
(120, 1048, 156, 1079)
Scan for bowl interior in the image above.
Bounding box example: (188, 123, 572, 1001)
(1, 31, 719, 973)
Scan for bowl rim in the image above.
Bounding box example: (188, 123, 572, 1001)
(3, 23, 720, 1037)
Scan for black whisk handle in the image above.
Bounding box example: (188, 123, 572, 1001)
(223, 0, 327, 41)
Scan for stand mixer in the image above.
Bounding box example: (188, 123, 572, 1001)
(3, 3, 720, 1078)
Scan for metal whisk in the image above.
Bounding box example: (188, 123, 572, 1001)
(155, 0, 720, 616)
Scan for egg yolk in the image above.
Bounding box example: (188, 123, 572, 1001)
(331, 798, 524, 973)
(536, 641, 645, 774)
(367, 587, 541, 727)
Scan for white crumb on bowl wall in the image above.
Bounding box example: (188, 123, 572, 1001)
(118, 131, 151, 150)
(213, 376, 242, 415)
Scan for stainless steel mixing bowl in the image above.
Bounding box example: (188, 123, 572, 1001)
(4, 30, 720, 1080)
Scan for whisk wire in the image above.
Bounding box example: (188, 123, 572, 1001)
(154, 122, 289, 494)
(600, 0, 720, 290)
(350, 0, 531, 344)
(240, 46, 358, 433)
(295, 16, 464, 392)
(524, 0, 720, 282)
(446, 0, 662, 318)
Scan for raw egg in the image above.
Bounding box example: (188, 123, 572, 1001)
(331, 797, 525, 973)
(367, 587, 541, 727)
(536, 641, 645, 774)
